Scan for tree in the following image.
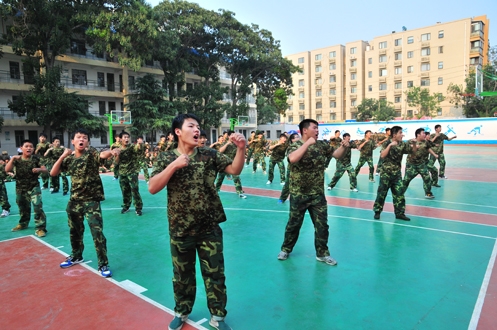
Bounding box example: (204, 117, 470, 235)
(405, 86, 443, 118)
(356, 98, 396, 122)
(255, 95, 279, 124)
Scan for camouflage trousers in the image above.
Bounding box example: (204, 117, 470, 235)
(252, 152, 266, 172)
(245, 148, 254, 165)
(355, 156, 374, 180)
(328, 162, 357, 189)
(429, 153, 446, 177)
(403, 163, 432, 195)
(0, 182, 11, 211)
(40, 172, 49, 189)
(16, 186, 46, 230)
(427, 160, 439, 185)
(373, 170, 405, 215)
(119, 173, 143, 211)
(170, 225, 227, 317)
(50, 173, 69, 193)
(140, 162, 150, 181)
(66, 200, 108, 267)
(215, 172, 243, 194)
(268, 159, 285, 183)
(281, 194, 330, 257)
(278, 167, 291, 201)
(375, 155, 384, 174)
(113, 163, 120, 179)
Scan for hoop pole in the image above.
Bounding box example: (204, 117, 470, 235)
(229, 118, 238, 131)
(104, 114, 113, 147)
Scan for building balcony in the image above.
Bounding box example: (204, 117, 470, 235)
(379, 91, 387, 97)
(350, 80, 357, 86)
(329, 96, 336, 100)
(394, 75, 402, 81)
(350, 94, 357, 99)
(379, 49, 387, 55)
(394, 60, 402, 66)
(394, 89, 402, 95)
(315, 61, 321, 66)
(394, 47, 402, 52)
(421, 72, 430, 77)
(379, 77, 387, 83)
(315, 73, 322, 78)
(349, 67, 357, 73)
(329, 58, 336, 64)
(0, 107, 26, 120)
(421, 42, 430, 47)
(379, 63, 387, 69)
(329, 83, 336, 88)
(394, 104, 401, 109)
(421, 57, 430, 62)
(298, 87, 305, 91)
(470, 31, 484, 40)
(470, 47, 483, 55)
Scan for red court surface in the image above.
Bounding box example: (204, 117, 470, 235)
(0, 236, 203, 330)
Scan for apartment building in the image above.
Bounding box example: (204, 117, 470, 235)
(283, 15, 490, 124)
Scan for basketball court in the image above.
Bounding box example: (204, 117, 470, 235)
(0, 145, 496, 330)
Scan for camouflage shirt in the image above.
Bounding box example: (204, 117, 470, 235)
(337, 141, 358, 165)
(36, 142, 50, 165)
(0, 163, 7, 182)
(407, 140, 435, 165)
(329, 137, 342, 148)
(110, 142, 121, 150)
(157, 141, 168, 152)
(252, 137, 266, 153)
(45, 147, 65, 167)
(61, 147, 104, 202)
(287, 140, 336, 196)
(429, 133, 449, 154)
(223, 143, 238, 160)
(151, 147, 232, 237)
(118, 144, 141, 175)
(247, 136, 255, 150)
(380, 141, 413, 173)
(12, 156, 41, 193)
(358, 139, 376, 157)
(270, 142, 288, 162)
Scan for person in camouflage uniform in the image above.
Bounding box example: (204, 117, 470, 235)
(6, 139, 48, 237)
(429, 124, 457, 179)
(157, 134, 168, 152)
(115, 131, 143, 215)
(244, 131, 256, 167)
(215, 130, 247, 198)
(267, 133, 288, 185)
(277, 119, 347, 266)
(110, 136, 121, 180)
(327, 133, 358, 192)
(35, 133, 50, 189)
(402, 128, 438, 199)
(149, 113, 245, 330)
(251, 131, 267, 174)
(278, 133, 300, 203)
(375, 128, 391, 176)
(197, 130, 208, 147)
(424, 132, 441, 188)
(44, 137, 69, 195)
(373, 126, 416, 221)
(355, 130, 377, 182)
(329, 130, 342, 148)
(51, 128, 118, 278)
(136, 137, 150, 183)
(0, 159, 12, 217)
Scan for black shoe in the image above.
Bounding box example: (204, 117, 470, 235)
(136, 210, 142, 216)
(433, 184, 441, 188)
(121, 208, 129, 214)
(395, 214, 411, 221)
(51, 190, 59, 194)
(374, 212, 380, 220)
(63, 192, 68, 196)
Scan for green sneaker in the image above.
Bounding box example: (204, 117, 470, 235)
(209, 316, 232, 330)
(168, 314, 188, 330)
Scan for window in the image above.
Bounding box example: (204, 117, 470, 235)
(470, 57, 483, 65)
(407, 81, 414, 87)
(315, 54, 322, 60)
(395, 38, 402, 46)
(288, 105, 293, 111)
(395, 82, 402, 89)
(438, 61, 443, 69)
(379, 83, 387, 90)
(421, 79, 430, 86)
(421, 47, 431, 56)
(421, 63, 430, 71)
(438, 94, 444, 102)
(330, 112, 336, 120)
(438, 46, 443, 54)
(394, 67, 402, 75)
(329, 51, 336, 58)
(438, 77, 443, 85)
(329, 63, 336, 70)
(379, 55, 387, 63)
(97, 72, 105, 87)
(299, 115, 305, 121)
(395, 96, 401, 103)
(316, 102, 322, 109)
(298, 69, 305, 75)
(395, 52, 402, 60)
(407, 51, 414, 58)
(186, 83, 193, 91)
(99, 101, 106, 115)
(350, 47, 356, 54)
(407, 36, 414, 44)
(368, 58, 372, 64)
(407, 110, 414, 117)
(128, 76, 135, 90)
(108, 101, 116, 113)
(329, 75, 336, 83)
(437, 108, 442, 116)
(15, 130, 25, 149)
(299, 104, 305, 110)
(421, 33, 431, 41)
(351, 100, 357, 106)
(71, 39, 86, 55)
(368, 71, 373, 78)
(288, 116, 293, 123)
(471, 22, 483, 33)
(379, 69, 387, 76)
(298, 57, 304, 63)
(329, 89, 336, 95)
(100, 132, 108, 145)
(315, 66, 322, 72)
(299, 79, 305, 87)
(9, 62, 20, 79)
(351, 112, 357, 119)
(351, 87, 357, 93)
(438, 30, 444, 38)
(379, 41, 387, 49)
(351, 59, 357, 67)
(299, 92, 305, 98)
(316, 114, 322, 121)
(351, 73, 357, 80)
(315, 78, 322, 85)
(330, 101, 337, 108)
(72, 69, 87, 85)
(316, 90, 322, 97)
(407, 65, 414, 73)
(368, 85, 373, 92)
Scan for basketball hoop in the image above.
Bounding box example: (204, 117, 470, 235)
(119, 117, 125, 125)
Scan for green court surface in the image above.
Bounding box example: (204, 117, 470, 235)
(0, 145, 496, 329)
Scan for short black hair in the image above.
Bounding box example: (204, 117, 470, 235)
(385, 128, 391, 133)
(52, 137, 60, 143)
(160, 134, 166, 138)
(171, 113, 200, 142)
(39, 133, 47, 138)
(200, 130, 207, 138)
(279, 133, 288, 139)
(415, 128, 425, 137)
(365, 130, 371, 135)
(391, 126, 403, 136)
(299, 119, 319, 134)
(119, 131, 130, 139)
(435, 124, 441, 130)
(71, 128, 89, 140)
(227, 130, 235, 136)
(335, 130, 340, 134)
(343, 133, 350, 138)
(21, 139, 33, 147)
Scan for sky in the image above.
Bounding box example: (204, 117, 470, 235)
(147, 0, 496, 56)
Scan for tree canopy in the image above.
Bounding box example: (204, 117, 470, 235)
(356, 98, 396, 122)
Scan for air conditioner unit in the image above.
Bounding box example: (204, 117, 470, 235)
(413, 110, 419, 114)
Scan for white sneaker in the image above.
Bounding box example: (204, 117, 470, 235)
(0, 210, 9, 218)
(351, 188, 358, 192)
(49, 188, 54, 192)
(239, 194, 247, 199)
(266, 181, 271, 185)
(327, 187, 332, 190)
(252, 171, 256, 174)
(277, 251, 289, 260)
(375, 173, 379, 176)
(263, 171, 267, 175)
(280, 181, 285, 185)
(316, 255, 337, 266)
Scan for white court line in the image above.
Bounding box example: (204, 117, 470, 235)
(469, 238, 497, 329)
(2, 236, 208, 330)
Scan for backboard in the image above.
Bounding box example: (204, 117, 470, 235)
(110, 111, 132, 125)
